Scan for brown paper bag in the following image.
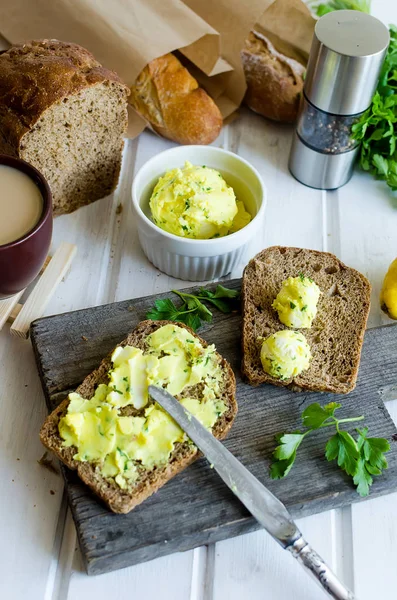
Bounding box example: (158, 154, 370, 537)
(0, 0, 270, 134)
(256, 0, 315, 64)
(0, 0, 315, 137)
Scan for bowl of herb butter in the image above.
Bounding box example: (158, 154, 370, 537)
(131, 145, 266, 281)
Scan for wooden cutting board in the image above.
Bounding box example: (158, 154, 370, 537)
(30, 279, 397, 575)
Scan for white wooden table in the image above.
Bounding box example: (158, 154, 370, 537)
(1, 3, 397, 597)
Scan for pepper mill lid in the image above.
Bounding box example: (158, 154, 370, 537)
(304, 10, 389, 115)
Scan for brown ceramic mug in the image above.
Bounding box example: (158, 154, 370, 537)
(0, 155, 53, 299)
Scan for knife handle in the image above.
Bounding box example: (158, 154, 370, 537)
(288, 537, 355, 600)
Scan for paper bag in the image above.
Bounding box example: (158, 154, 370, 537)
(0, 0, 315, 138)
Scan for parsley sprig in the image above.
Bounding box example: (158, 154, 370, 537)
(270, 402, 390, 496)
(352, 26, 397, 191)
(146, 285, 239, 331)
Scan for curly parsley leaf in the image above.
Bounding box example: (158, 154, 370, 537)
(353, 458, 374, 497)
(184, 312, 203, 332)
(146, 298, 182, 322)
(325, 431, 359, 477)
(270, 433, 306, 478)
(270, 433, 305, 478)
(301, 401, 341, 429)
(352, 428, 390, 496)
(274, 433, 305, 460)
(198, 285, 240, 313)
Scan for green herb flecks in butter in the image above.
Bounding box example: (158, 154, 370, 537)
(58, 324, 227, 489)
(149, 161, 251, 239)
(272, 275, 321, 329)
(260, 330, 312, 380)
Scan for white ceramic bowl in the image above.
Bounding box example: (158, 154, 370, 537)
(131, 146, 266, 281)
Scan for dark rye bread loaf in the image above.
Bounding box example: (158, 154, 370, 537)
(241, 247, 371, 394)
(40, 320, 237, 514)
(0, 39, 129, 215)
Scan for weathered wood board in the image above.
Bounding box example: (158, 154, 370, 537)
(30, 280, 397, 576)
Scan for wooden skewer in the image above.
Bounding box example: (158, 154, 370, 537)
(0, 291, 24, 330)
(10, 242, 77, 339)
(7, 303, 22, 323)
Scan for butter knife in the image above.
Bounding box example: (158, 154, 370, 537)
(149, 385, 355, 600)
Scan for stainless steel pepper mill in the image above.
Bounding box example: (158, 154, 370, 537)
(289, 10, 389, 190)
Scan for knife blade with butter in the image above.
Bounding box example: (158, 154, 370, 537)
(149, 384, 355, 600)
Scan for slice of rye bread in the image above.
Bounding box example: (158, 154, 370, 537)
(40, 320, 237, 514)
(241, 246, 371, 393)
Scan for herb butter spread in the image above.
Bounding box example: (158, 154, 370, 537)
(150, 161, 251, 239)
(260, 330, 312, 380)
(272, 275, 321, 329)
(58, 324, 227, 489)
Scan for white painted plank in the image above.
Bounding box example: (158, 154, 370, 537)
(64, 534, 197, 600)
(49, 193, 119, 312)
(228, 108, 324, 260)
(0, 330, 65, 599)
(329, 170, 397, 329)
(10, 243, 77, 339)
(212, 513, 337, 600)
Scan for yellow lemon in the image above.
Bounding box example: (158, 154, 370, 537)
(380, 258, 397, 320)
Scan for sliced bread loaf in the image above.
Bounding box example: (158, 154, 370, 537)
(241, 246, 371, 393)
(0, 39, 129, 215)
(40, 320, 237, 514)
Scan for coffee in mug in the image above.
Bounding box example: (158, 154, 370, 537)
(0, 155, 52, 299)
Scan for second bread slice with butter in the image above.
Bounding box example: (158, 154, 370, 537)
(241, 246, 371, 393)
(40, 320, 237, 514)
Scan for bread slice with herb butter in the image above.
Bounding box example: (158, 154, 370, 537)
(40, 320, 237, 514)
(241, 246, 371, 393)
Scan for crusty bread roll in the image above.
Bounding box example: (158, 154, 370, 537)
(241, 31, 305, 124)
(129, 53, 222, 145)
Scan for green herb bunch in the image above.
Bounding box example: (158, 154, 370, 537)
(352, 26, 397, 190)
(270, 401, 390, 497)
(311, 0, 371, 17)
(146, 285, 239, 331)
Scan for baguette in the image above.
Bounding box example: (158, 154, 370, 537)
(40, 320, 237, 514)
(241, 31, 305, 123)
(241, 247, 371, 393)
(129, 53, 223, 145)
(0, 39, 129, 215)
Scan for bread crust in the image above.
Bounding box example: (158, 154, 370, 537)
(40, 320, 237, 514)
(129, 53, 223, 145)
(0, 39, 129, 152)
(241, 31, 305, 123)
(241, 246, 371, 394)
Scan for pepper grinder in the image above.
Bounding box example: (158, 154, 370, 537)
(289, 10, 389, 190)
